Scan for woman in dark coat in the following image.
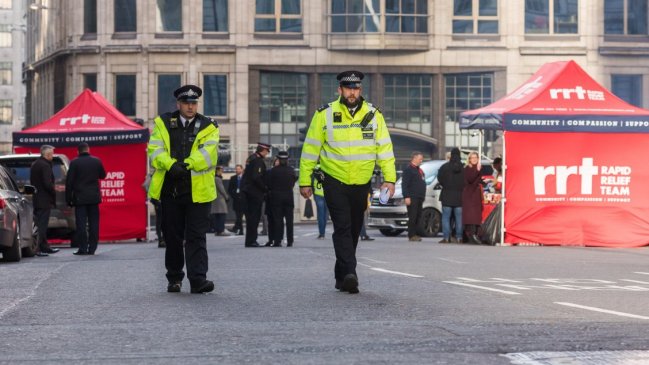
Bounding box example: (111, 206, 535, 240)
(462, 151, 483, 244)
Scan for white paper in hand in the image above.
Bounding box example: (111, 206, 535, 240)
(379, 187, 390, 205)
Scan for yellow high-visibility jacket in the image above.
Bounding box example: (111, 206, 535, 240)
(299, 98, 396, 187)
(147, 113, 219, 203)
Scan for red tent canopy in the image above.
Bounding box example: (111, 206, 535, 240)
(460, 61, 649, 247)
(13, 89, 149, 242)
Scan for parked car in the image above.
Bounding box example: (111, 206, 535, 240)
(0, 165, 38, 261)
(368, 158, 495, 237)
(0, 154, 75, 239)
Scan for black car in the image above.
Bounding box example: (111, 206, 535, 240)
(0, 154, 75, 239)
(0, 165, 38, 262)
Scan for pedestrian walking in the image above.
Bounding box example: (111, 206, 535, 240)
(227, 164, 244, 235)
(29, 144, 59, 256)
(241, 142, 271, 247)
(211, 166, 230, 236)
(65, 142, 107, 255)
(312, 164, 328, 239)
(299, 70, 396, 294)
(437, 147, 465, 243)
(147, 84, 219, 294)
(462, 151, 483, 244)
(266, 151, 296, 247)
(402, 151, 426, 242)
(262, 157, 279, 246)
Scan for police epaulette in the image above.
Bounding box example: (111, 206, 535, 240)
(368, 103, 382, 114)
(209, 117, 219, 128)
(317, 103, 330, 112)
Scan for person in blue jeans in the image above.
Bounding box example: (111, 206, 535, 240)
(437, 147, 465, 243)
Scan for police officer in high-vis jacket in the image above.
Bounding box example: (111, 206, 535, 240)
(299, 71, 396, 294)
(148, 85, 219, 294)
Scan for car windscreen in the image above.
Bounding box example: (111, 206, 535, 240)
(396, 160, 445, 186)
(0, 158, 66, 186)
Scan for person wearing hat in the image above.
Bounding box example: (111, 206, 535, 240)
(265, 150, 297, 247)
(147, 84, 219, 294)
(240, 142, 271, 247)
(299, 70, 396, 294)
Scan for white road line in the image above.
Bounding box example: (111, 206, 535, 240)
(0, 263, 68, 320)
(436, 257, 467, 264)
(555, 302, 649, 320)
(621, 279, 649, 285)
(358, 262, 372, 268)
(358, 257, 388, 264)
(370, 268, 424, 278)
(302, 232, 318, 237)
(634, 272, 649, 276)
(444, 281, 522, 295)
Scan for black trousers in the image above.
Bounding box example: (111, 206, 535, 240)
(270, 194, 294, 244)
(323, 176, 370, 281)
(231, 197, 243, 231)
(75, 204, 100, 253)
(243, 192, 264, 245)
(161, 198, 210, 286)
(152, 199, 163, 241)
(406, 197, 424, 238)
(34, 207, 51, 252)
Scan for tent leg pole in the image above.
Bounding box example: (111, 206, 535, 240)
(500, 132, 506, 246)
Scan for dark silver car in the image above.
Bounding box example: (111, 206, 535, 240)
(0, 165, 38, 262)
(0, 154, 75, 239)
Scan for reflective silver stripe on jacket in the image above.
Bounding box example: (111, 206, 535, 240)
(327, 140, 376, 148)
(376, 137, 392, 146)
(321, 149, 377, 161)
(149, 140, 165, 147)
(301, 152, 319, 161)
(377, 151, 395, 160)
(304, 137, 322, 147)
(150, 148, 165, 161)
(191, 167, 216, 177)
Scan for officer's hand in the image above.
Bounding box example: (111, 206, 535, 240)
(404, 197, 411, 206)
(381, 182, 396, 198)
(300, 187, 312, 199)
(182, 162, 191, 171)
(169, 162, 187, 179)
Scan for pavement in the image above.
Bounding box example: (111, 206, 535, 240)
(1, 225, 649, 364)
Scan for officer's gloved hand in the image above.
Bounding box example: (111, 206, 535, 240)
(168, 162, 188, 179)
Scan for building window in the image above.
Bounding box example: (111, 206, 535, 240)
(156, 0, 182, 32)
(255, 0, 302, 33)
(0, 0, 12, 9)
(203, 0, 228, 32)
(0, 62, 11, 85)
(319, 73, 372, 105)
(115, 74, 136, 117)
(259, 72, 308, 151)
(612, 74, 643, 107)
(203, 75, 227, 117)
(383, 74, 432, 135)
(84, 73, 97, 91)
(157, 74, 181, 115)
(0, 100, 11, 124)
(525, 0, 578, 34)
(115, 0, 136, 32)
(452, 0, 498, 34)
(0, 25, 11, 47)
(444, 73, 493, 149)
(605, 0, 648, 35)
(84, 0, 97, 34)
(331, 0, 427, 33)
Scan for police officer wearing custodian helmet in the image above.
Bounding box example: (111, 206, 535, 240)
(147, 85, 219, 294)
(241, 142, 271, 247)
(299, 71, 396, 294)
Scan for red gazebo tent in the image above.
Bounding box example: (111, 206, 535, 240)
(13, 89, 149, 241)
(461, 60, 649, 247)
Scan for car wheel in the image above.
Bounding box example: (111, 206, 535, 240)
(22, 221, 38, 258)
(3, 219, 22, 262)
(418, 208, 441, 237)
(379, 228, 405, 237)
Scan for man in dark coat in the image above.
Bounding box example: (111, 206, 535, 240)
(227, 164, 244, 235)
(266, 151, 296, 247)
(65, 142, 107, 255)
(241, 142, 270, 247)
(437, 147, 465, 243)
(401, 151, 426, 242)
(29, 145, 59, 256)
(462, 151, 483, 244)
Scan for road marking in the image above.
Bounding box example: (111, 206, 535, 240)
(358, 262, 372, 268)
(370, 268, 423, 278)
(302, 232, 318, 237)
(634, 272, 649, 276)
(555, 302, 649, 320)
(444, 281, 521, 295)
(504, 351, 649, 365)
(436, 257, 467, 264)
(358, 256, 387, 264)
(0, 263, 68, 320)
(621, 279, 649, 285)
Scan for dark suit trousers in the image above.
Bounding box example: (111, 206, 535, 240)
(161, 198, 210, 286)
(232, 197, 243, 231)
(34, 207, 51, 252)
(74, 204, 100, 253)
(406, 197, 424, 238)
(323, 177, 370, 281)
(270, 195, 294, 244)
(244, 192, 263, 245)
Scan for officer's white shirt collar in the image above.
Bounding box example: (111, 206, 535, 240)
(179, 115, 194, 127)
(348, 106, 358, 115)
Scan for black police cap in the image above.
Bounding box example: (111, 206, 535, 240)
(337, 70, 364, 89)
(257, 142, 271, 151)
(174, 85, 202, 102)
(277, 151, 289, 159)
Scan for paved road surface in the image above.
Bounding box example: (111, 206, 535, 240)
(1, 225, 648, 364)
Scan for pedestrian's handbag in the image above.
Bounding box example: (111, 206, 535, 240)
(304, 197, 314, 218)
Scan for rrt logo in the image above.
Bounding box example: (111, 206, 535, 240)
(59, 114, 106, 126)
(534, 158, 632, 197)
(548, 86, 605, 101)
